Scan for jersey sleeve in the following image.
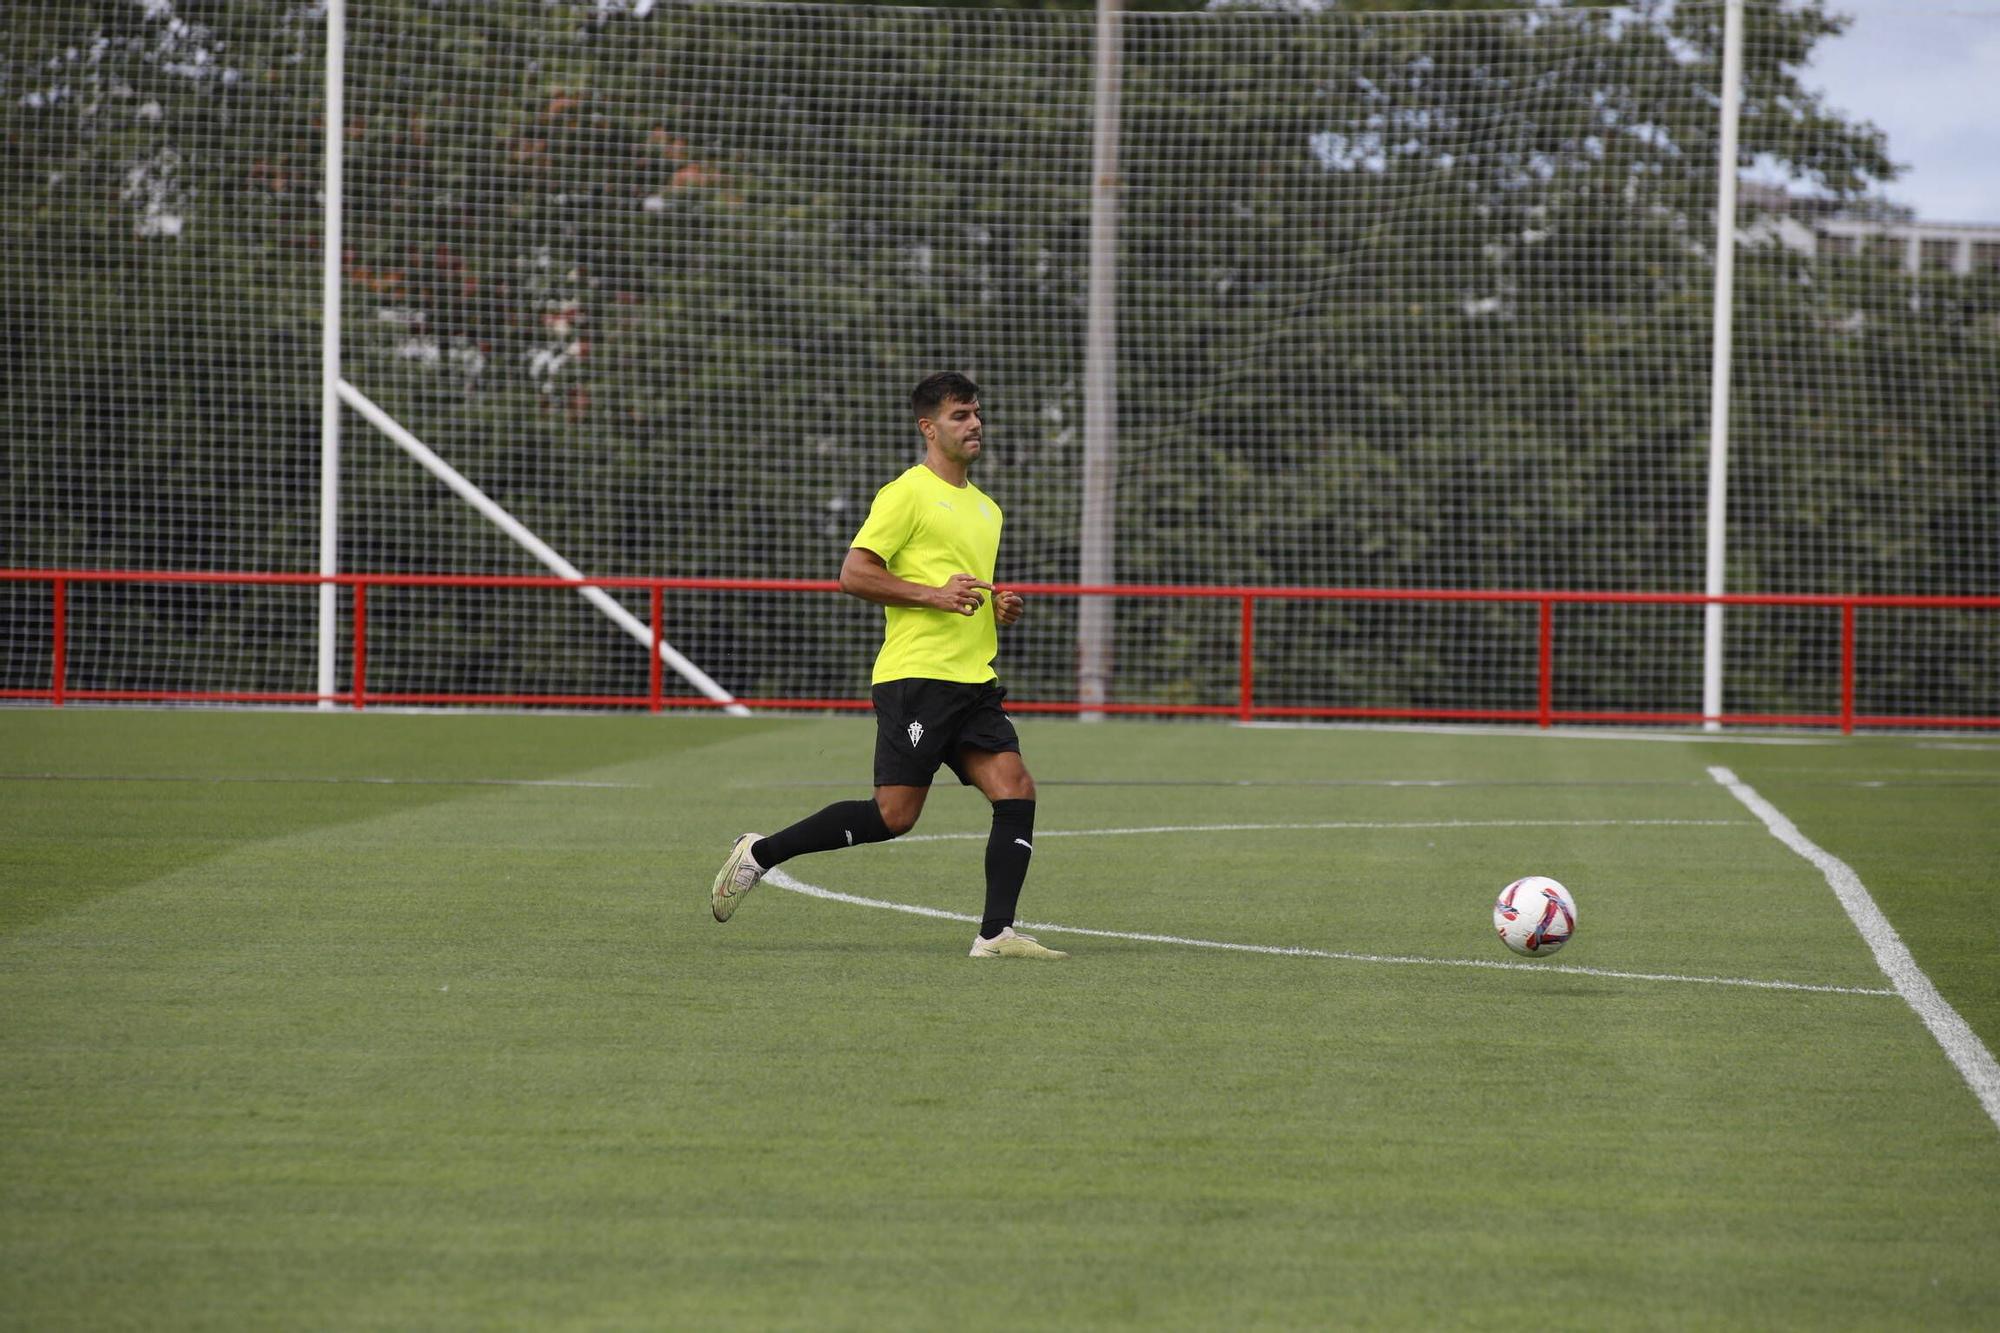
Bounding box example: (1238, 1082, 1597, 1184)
(851, 479, 916, 561)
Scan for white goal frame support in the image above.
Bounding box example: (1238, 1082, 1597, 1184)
(312, 0, 742, 715)
(337, 383, 748, 715)
(1701, 0, 1745, 730)
(340, 382, 752, 712)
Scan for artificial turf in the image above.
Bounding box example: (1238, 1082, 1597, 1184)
(2, 710, 1996, 1329)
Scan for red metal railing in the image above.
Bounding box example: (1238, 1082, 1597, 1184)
(4, 569, 1997, 731)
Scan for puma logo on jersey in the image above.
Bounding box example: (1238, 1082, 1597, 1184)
(907, 720, 925, 747)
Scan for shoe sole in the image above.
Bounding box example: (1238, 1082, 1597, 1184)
(711, 836, 755, 922)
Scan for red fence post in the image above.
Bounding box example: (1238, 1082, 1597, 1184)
(1538, 597, 1554, 728)
(351, 581, 368, 711)
(1840, 600, 1856, 735)
(51, 576, 67, 708)
(1239, 595, 1256, 723)
(650, 583, 664, 714)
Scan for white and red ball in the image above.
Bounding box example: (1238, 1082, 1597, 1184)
(1493, 876, 1577, 957)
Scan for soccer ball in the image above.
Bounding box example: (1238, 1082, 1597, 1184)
(1493, 876, 1577, 957)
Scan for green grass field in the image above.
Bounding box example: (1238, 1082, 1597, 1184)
(3, 709, 1998, 1330)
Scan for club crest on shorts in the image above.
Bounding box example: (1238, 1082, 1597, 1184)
(907, 720, 924, 748)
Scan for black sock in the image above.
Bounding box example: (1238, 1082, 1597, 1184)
(979, 798, 1036, 940)
(752, 799, 894, 869)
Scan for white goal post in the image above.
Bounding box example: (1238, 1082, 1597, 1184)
(302, 0, 1757, 722)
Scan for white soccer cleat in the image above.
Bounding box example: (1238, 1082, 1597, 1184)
(968, 927, 1068, 960)
(710, 833, 767, 922)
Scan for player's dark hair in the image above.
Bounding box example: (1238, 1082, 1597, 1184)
(911, 371, 981, 420)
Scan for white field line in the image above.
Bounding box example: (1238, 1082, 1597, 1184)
(762, 868, 1893, 998)
(893, 818, 1749, 844)
(1708, 765, 2000, 1133)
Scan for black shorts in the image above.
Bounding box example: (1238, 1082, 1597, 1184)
(872, 678, 1022, 788)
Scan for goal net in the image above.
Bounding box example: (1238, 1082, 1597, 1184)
(3, 0, 1995, 722)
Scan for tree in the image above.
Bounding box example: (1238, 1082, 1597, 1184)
(3, 1, 1989, 717)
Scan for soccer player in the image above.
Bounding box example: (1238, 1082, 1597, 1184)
(707, 371, 1065, 960)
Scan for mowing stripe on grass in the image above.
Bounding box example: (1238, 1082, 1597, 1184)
(1708, 765, 2000, 1134)
(1030, 779, 1718, 789)
(1244, 721, 1840, 745)
(762, 778, 1723, 790)
(0, 773, 643, 789)
(762, 867, 1894, 997)
(893, 818, 1750, 844)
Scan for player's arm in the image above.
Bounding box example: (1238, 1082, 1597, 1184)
(840, 547, 990, 617)
(994, 588, 1024, 626)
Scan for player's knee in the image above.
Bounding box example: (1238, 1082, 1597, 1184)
(876, 797, 921, 837)
(989, 770, 1035, 803)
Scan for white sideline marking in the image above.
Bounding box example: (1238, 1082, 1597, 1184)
(1708, 765, 2000, 1134)
(763, 868, 1893, 998)
(894, 818, 1749, 844)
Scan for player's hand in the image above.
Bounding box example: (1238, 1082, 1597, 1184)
(994, 589, 1024, 626)
(936, 573, 992, 616)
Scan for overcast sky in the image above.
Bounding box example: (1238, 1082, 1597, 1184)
(1805, 0, 2000, 222)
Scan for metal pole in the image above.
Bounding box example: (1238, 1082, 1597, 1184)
(1238, 595, 1254, 723)
(1701, 0, 1743, 731)
(1077, 0, 1121, 719)
(51, 577, 67, 708)
(1538, 598, 1554, 729)
(316, 0, 345, 708)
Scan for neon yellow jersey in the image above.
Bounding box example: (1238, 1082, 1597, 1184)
(851, 464, 1004, 684)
